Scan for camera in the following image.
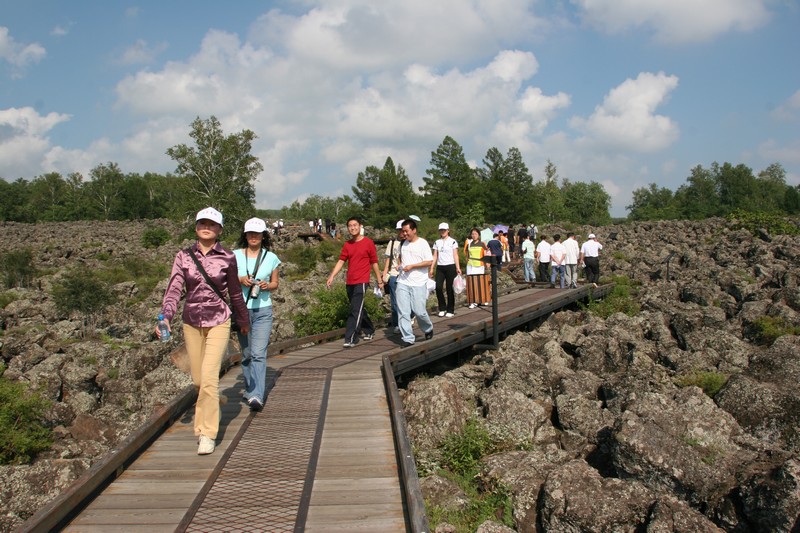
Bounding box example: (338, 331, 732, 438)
(249, 278, 261, 298)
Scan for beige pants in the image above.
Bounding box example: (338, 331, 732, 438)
(183, 320, 230, 440)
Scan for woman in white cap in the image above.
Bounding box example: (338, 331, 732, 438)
(430, 222, 461, 317)
(234, 218, 281, 412)
(158, 207, 250, 455)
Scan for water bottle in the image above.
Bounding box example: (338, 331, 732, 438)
(157, 314, 170, 342)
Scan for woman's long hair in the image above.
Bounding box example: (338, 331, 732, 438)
(237, 230, 272, 250)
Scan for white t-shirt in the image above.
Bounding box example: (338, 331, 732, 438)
(536, 240, 551, 262)
(397, 238, 433, 287)
(521, 239, 535, 260)
(564, 238, 580, 264)
(550, 242, 566, 265)
(432, 236, 458, 266)
(581, 240, 603, 257)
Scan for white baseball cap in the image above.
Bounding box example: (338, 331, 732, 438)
(438, 222, 449, 230)
(588, 233, 596, 239)
(244, 217, 267, 233)
(396, 219, 405, 229)
(408, 215, 421, 222)
(196, 207, 224, 227)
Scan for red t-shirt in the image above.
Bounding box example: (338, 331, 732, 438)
(339, 237, 378, 284)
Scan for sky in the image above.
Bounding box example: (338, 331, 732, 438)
(1, 1, 799, 218)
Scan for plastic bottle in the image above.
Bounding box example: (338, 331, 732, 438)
(157, 314, 170, 342)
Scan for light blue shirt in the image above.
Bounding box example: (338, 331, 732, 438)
(234, 248, 281, 309)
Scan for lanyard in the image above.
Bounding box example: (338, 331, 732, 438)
(245, 248, 265, 279)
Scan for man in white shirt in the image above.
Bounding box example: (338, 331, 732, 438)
(535, 235, 551, 284)
(563, 232, 580, 288)
(549, 235, 567, 288)
(396, 219, 434, 346)
(579, 233, 603, 285)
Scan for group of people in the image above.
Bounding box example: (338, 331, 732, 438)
(309, 218, 337, 238)
(156, 210, 602, 456)
(157, 208, 281, 455)
(519, 232, 603, 287)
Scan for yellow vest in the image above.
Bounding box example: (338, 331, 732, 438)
(468, 242, 484, 268)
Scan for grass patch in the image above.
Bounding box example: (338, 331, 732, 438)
(1, 248, 36, 288)
(281, 240, 341, 279)
(96, 258, 169, 303)
(425, 419, 515, 531)
(749, 316, 800, 345)
(0, 377, 53, 464)
(292, 285, 385, 336)
(141, 226, 172, 248)
(0, 291, 19, 309)
(107, 368, 120, 380)
(675, 371, 728, 398)
(726, 209, 800, 236)
(581, 276, 640, 318)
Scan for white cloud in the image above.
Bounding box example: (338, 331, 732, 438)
(51, 25, 69, 37)
(572, 0, 771, 44)
(0, 27, 46, 75)
(0, 107, 70, 178)
(758, 138, 800, 165)
(771, 89, 800, 121)
(570, 72, 679, 152)
(117, 39, 168, 65)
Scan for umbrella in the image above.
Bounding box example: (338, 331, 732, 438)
(492, 224, 509, 234)
(480, 227, 494, 242)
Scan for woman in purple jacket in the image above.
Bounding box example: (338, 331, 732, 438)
(156, 207, 250, 455)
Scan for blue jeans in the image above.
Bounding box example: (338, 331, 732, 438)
(236, 306, 273, 402)
(387, 275, 399, 327)
(395, 283, 433, 344)
(551, 264, 566, 288)
(523, 258, 536, 282)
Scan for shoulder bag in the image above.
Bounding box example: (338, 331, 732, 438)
(187, 248, 242, 332)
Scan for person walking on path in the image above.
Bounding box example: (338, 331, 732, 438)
(465, 228, 490, 308)
(233, 217, 281, 412)
(157, 207, 250, 455)
(487, 233, 504, 271)
(550, 234, 566, 288)
(521, 233, 536, 282)
(535, 234, 551, 284)
(396, 219, 434, 346)
(499, 230, 510, 263)
(382, 220, 405, 332)
(326, 217, 385, 347)
(579, 233, 603, 285)
(563, 232, 580, 288)
(430, 222, 461, 317)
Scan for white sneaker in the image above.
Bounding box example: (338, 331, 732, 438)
(393, 327, 400, 333)
(438, 311, 445, 317)
(197, 435, 215, 455)
(445, 313, 454, 318)
(468, 303, 477, 309)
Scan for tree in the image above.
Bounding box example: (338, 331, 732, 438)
(166, 116, 262, 229)
(562, 179, 611, 225)
(478, 147, 535, 223)
(29, 172, 68, 221)
(531, 160, 566, 224)
(86, 162, 125, 220)
(352, 157, 418, 228)
(673, 165, 720, 219)
(419, 136, 479, 221)
(627, 183, 677, 221)
(715, 162, 757, 214)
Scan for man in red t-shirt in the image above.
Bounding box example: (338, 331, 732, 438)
(326, 217, 385, 347)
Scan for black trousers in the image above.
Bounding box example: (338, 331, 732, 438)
(345, 283, 374, 343)
(538, 261, 550, 284)
(584, 257, 600, 283)
(435, 264, 457, 314)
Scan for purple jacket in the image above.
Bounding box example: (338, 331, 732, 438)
(160, 243, 250, 330)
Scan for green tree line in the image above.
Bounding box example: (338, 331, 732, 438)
(627, 162, 800, 220)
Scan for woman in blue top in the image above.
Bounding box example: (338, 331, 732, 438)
(234, 217, 282, 411)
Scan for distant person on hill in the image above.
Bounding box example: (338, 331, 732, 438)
(326, 217, 384, 348)
(579, 233, 603, 285)
(329, 220, 336, 239)
(234, 218, 281, 412)
(157, 207, 250, 456)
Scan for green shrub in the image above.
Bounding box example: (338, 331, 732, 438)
(749, 316, 800, 345)
(52, 270, 115, 335)
(0, 291, 19, 309)
(293, 285, 385, 336)
(96, 258, 169, 302)
(439, 418, 494, 477)
(1, 248, 36, 288)
(675, 371, 728, 398)
(581, 276, 640, 318)
(726, 209, 800, 236)
(281, 240, 341, 279)
(142, 226, 172, 248)
(0, 377, 53, 464)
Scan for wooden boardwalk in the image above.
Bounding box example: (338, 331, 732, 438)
(57, 284, 604, 532)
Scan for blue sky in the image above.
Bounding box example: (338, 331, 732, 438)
(2, 1, 798, 217)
